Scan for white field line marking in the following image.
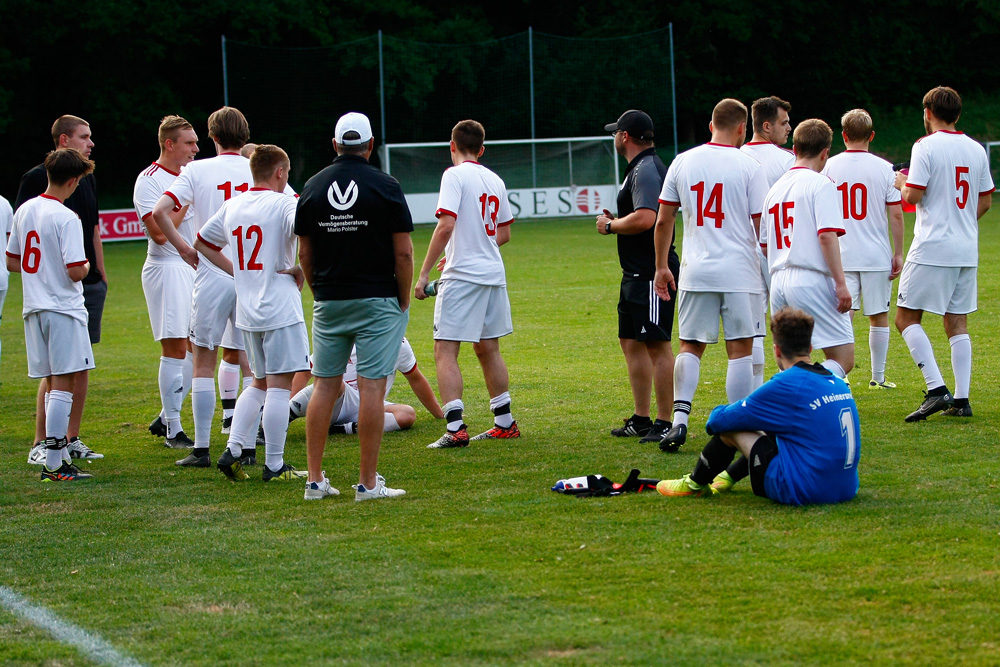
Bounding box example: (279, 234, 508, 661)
(0, 585, 146, 667)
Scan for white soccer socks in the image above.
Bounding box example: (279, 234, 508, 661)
(443, 399, 464, 432)
(901, 324, 945, 390)
(228, 386, 265, 457)
(869, 326, 890, 384)
(45, 390, 73, 470)
(191, 377, 216, 450)
(671, 352, 700, 428)
(218, 360, 240, 421)
(751, 337, 766, 389)
(158, 356, 186, 438)
(289, 383, 313, 420)
(384, 412, 401, 432)
(726, 355, 754, 402)
(950, 334, 972, 400)
(489, 391, 513, 428)
(263, 388, 291, 470)
(821, 359, 847, 379)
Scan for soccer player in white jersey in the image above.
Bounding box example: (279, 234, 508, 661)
(653, 98, 768, 452)
(0, 195, 12, 370)
(195, 145, 311, 481)
(741, 96, 794, 390)
(760, 119, 854, 379)
(5, 149, 96, 481)
(133, 115, 200, 451)
(415, 119, 519, 448)
(822, 109, 904, 389)
(893, 86, 994, 421)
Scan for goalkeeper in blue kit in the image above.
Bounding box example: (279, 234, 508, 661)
(657, 307, 860, 505)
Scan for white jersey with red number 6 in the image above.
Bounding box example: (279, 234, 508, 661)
(197, 188, 303, 332)
(761, 167, 845, 276)
(435, 160, 513, 286)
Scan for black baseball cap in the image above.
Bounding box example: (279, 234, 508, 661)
(604, 110, 654, 140)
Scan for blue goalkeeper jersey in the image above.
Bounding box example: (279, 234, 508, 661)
(706, 362, 860, 505)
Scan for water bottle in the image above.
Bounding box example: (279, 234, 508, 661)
(424, 280, 438, 297)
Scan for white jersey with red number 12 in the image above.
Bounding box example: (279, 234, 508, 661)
(741, 142, 795, 188)
(435, 160, 513, 286)
(822, 151, 902, 271)
(904, 130, 995, 268)
(197, 188, 303, 332)
(761, 167, 845, 276)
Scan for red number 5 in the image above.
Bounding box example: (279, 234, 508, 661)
(955, 166, 970, 209)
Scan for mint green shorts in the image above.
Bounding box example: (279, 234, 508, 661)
(312, 298, 408, 379)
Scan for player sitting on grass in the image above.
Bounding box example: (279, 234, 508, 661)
(656, 307, 860, 506)
(194, 144, 311, 482)
(5, 149, 98, 481)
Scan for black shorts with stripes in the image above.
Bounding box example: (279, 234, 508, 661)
(618, 268, 677, 341)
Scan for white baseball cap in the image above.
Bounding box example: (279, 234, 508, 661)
(335, 112, 373, 146)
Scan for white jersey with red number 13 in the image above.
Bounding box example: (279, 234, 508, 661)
(197, 188, 303, 332)
(822, 151, 902, 271)
(435, 160, 513, 286)
(741, 142, 795, 188)
(904, 130, 995, 268)
(761, 167, 845, 276)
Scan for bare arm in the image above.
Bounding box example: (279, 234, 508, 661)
(414, 214, 455, 300)
(496, 222, 511, 246)
(888, 204, 905, 279)
(298, 234, 314, 289)
(6, 254, 19, 273)
(152, 194, 198, 268)
(596, 207, 655, 236)
(92, 225, 107, 284)
(144, 205, 188, 246)
(652, 203, 678, 300)
(818, 231, 851, 313)
(404, 367, 444, 418)
(393, 231, 413, 312)
(977, 192, 993, 220)
(193, 238, 233, 276)
(67, 261, 91, 282)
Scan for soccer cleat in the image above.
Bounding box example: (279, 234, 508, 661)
(175, 452, 210, 468)
(904, 389, 954, 422)
(41, 462, 93, 482)
(868, 379, 897, 390)
(27, 441, 45, 466)
(610, 415, 653, 438)
(656, 474, 710, 497)
(658, 423, 687, 453)
(262, 463, 308, 482)
(164, 431, 195, 449)
(216, 449, 249, 480)
(710, 470, 735, 494)
(221, 416, 232, 435)
(639, 419, 672, 444)
(67, 437, 103, 460)
(353, 473, 406, 501)
(304, 474, 340, 500)
(427, 426, 470, 448)
(470, 421, 520, 440)
(329, 421, 357, 435)
(148, 415, 167, 438)
(942, 402, 973, 417)
(239, 449, 257, 466)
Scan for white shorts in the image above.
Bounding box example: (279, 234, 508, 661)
(221, 320, 244, 351)
(433, 279, 513, 342)
(330, 381, 361, 424)
(189, 267, 239, 350)
(897, 263, 977, 315)
(141, 260, 194, 340)
(770, 268, 854, 349)
(243, 323, 311, 378)
(24, 311, 96, 378)
(845, 270, 892, 316)
(677, 290, 765, 343)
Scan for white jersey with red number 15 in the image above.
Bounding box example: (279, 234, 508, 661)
(435, 160, 513, 286)
(658, 143, 768, 293)
(904, 130, 995, 268)
(197, 188, 303, 332)
(5, 195, 88, 322)
(761, 167, 845, 276)
(741, 142, 795, 188)
(345, 336, 418, 396)
(133, 162, 195, 262)
(822, 151, 902, 271)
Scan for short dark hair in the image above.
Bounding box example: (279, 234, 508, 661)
(249, 144, 289, 183)
(44, 148, 94, 185)
(452, 119, 485, 155)
(771, 307, 813, 358)
(712, 98, 747, 131)
(751, 96, 791, 136)
(923, 86, 962, 125)
(792, 119, 833, 159)
(207, 106, 250, 150)
(51, 115, 89, 148)
(335, 136, 370, 156)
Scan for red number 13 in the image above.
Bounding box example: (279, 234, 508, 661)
(479, 193, 500, 236)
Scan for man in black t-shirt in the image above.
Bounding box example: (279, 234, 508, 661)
(597, 110, 679, 444)
(16, 116, 106, 463)
(294, 112, 414, 502)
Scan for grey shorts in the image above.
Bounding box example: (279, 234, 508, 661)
(312, 297, 408, 379)
(24, 311, 96, 378)
(83, 280, 107, 344)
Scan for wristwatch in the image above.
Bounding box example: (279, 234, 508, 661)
(605, 220, 613, 234)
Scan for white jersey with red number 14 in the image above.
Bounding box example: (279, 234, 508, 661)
(344, 337, 418, 396)
(435, 160, 513, 286)
(904, 130, 995, 268)
(741, 142, 795, 188)
(5, 195, 88, 322)
(822, 151, 902, 271)
(658, 143, 768, 293)
(761, 167, 845, 276)
(197, 188, 303, 332)
(133, 162, 195, 262)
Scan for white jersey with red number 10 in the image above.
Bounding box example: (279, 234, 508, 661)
(197, 188, 303, 332)
(658, 143, 768, 293)
(435, 160, 513, 286)
(344, 337, 418, 396)
(822, 151, 902, 271)
(904, 130, 995, 268)
(5, 195, 88, 322)
(740, 142, 795, 188)
(761, 167, 845, 276)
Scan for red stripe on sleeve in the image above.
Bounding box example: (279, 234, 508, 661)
(435, 208, 458, 219)
(904, 183, 927, 190)
(164, 191, 182, 207)
(66, 260, 89, 268)
(141, 211, 153, 221)
(196, 233, 223, 252)
(402, 362, 418, 375)
(980, 187, 996, 196)
(886, 201, 903, 206)
(658, 199, 680, 206)
(497, 218, 514, 227)
(817, 227, 846, 237)
(5, 250, 20, 259)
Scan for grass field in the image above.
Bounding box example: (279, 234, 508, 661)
(2, 211, 999, 666)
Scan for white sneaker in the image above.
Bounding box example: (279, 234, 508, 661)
(27, 442, 45, 466)
(68, 437, 104, 460)
(304, 473, 340, 500)
(353, 473, 406, 502)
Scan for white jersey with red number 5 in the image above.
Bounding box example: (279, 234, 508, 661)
(5, 195, 88, 323)
(904, 130, 995, 268)
(761, 167, 845, 276)
(197, 188, 303, 332)
(435, 160, 513, 286)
